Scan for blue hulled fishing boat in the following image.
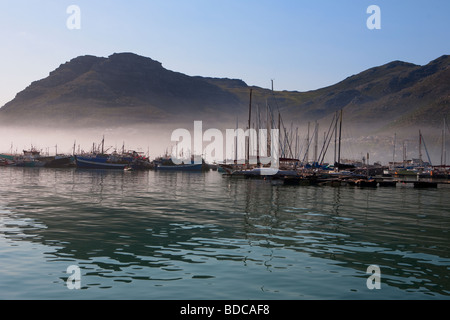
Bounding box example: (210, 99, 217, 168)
(156, 163, 204, 171)
(74, 153, 130, 169)
(153, 155, 208, 172)
(74, 136, 152, 170)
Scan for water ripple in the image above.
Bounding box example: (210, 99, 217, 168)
(1, 168, 449, 299)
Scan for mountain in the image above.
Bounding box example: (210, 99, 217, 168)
(0, 52, 449, 133)
(0, 53, 246, 127)
(279, 55, 450, 132)
(206, 55, 450, 133)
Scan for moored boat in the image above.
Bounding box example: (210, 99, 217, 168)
(14, 148, 46, 167)
(156, 163, 204, 171)
(153, 155, 209, 172)
(43, 155, 74, 168)
(74, 154, 129, 169)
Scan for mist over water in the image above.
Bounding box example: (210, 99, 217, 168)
(0, 121, 447, 166)
(0, 124, 176, 159)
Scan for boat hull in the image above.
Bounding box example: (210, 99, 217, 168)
(75, 155, 128, 169)
(44, 156, 74, 168)
(156, 163, 204, 171)
(14, 160, 46, 167)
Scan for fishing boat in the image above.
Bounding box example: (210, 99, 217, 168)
(156, 162, 204, 171)
(74, 153, 130, 169)
(0, 153, 16, 166)
(0, 158, 10, 166)
(123, 151, 153, 170)
(14, 148, 46, 167)
(74, 136, 152, 170)
(43, 155, 74, 168)
(153, 153, 209, 172)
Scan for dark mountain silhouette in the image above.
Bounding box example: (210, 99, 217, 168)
(0, 52, 449, 132)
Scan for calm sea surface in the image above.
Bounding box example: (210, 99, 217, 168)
(0, 167, 449, 300)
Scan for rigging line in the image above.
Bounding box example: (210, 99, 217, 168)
(297, 127, 309, 161)
(270, 86, 283, 116)
(420, 131, 433, 166)
(302, 123, 316, 163)
(320, 114, 338, 165)
(318, 113, 337, 164)
(445, 116, 450, 134)
(269, 84, 298, 159)
(279, 114, 294, 158)
(266, 102, 284, 156)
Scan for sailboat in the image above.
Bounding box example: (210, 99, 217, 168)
(333, 109, 355, 171)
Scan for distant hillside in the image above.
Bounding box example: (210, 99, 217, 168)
(279, 55, 450, 132)
(0, 52, 449, 133)
(210, 55, 450, 133)
(0, 53, 246, 127)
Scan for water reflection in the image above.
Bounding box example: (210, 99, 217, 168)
(0, 167, 449, 298)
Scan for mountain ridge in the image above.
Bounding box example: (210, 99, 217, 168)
(1, 53, 449, 132)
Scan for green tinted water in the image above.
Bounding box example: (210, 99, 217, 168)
(0, 167, 449, 299)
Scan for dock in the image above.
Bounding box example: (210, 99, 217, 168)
(221, 167, 450, 189)
(395, 180, 450, 188)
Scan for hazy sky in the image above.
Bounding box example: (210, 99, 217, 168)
(1, 0, 449, 107)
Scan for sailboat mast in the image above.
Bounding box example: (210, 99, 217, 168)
(256, 104, 260, 166)
(337, 109, 343, 167)
(445, 118, 447, 167)
(444, 118, 447, 166)
(278, 112, 281, 158)
(419, 130, 423, 165)
(235, 116, 238, 163)
(266, 101, 271, 158)
(393, 133, 396, 169)
(306, 121, 310, 164)
(314, 121, 319, 165)
(334, 111, 337, 165)
(443, 119, 447, 167)
(246, 89, 252, 166)
(403, 140, 407, 167)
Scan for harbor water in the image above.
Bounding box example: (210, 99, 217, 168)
(0, 167, 449, 300)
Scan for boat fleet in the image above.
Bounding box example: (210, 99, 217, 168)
(0, 140, 211, 172)
(218, 160, 449, 188)
(0, 138, 448, 189)
(0, 89, 448, 187)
